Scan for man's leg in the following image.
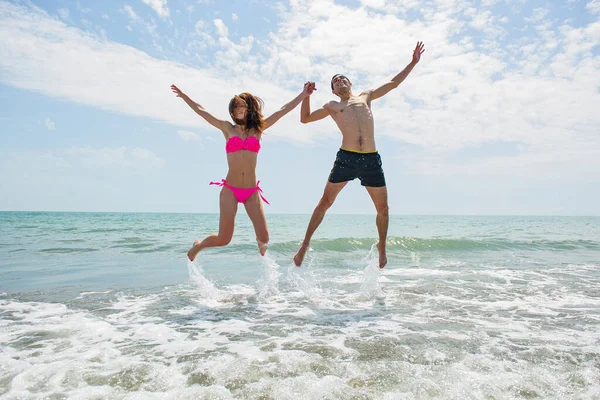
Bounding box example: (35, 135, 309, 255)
(294, 181, 347, 266)
(365, 186, 389, 268)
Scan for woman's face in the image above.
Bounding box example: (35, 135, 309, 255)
(231, 100, 247, 121)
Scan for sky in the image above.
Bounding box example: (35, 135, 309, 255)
(0, 0, 599, 215)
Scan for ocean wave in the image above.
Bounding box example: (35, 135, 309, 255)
(132, 244, 179, 253)
(110, 243, 154, 249)
(24, 236, 600, 256)
(39, 247, 99, 253)
(267, 237, 600, 253)
(83, 228, 130, 233)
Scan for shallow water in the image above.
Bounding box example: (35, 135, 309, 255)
(1, 212, 599, 398)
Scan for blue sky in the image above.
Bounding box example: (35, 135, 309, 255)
(0, 0, 599, 215)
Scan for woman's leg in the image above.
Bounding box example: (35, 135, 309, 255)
(243, 191, 269, 256)
(187, 187, 238, 261)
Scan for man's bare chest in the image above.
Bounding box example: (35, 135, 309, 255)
(333, 99, 370, 113)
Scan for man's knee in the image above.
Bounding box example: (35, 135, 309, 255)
(376, 203, 389, 216)
(318, 195, 335, 210)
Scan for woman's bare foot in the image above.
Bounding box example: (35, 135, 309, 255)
(187, 240, 202, 261)
(293, 243, 309, 267)
(258, 241, 268, 256)
(376, 242, 387, 269)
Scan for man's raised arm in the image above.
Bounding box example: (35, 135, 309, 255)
(300, 86, 330, 124)
(370, 41, 425, 101)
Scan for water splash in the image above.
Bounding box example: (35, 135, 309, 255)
(285, 250, 335, 308)
(359, 243, 383, 299)
(187, 259, 222, 300)
(257, 252, 281, 300)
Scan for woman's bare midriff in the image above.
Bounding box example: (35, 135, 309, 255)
(225, 151, 258, 188)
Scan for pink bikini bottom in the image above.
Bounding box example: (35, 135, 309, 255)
(210, 179, 269, 204)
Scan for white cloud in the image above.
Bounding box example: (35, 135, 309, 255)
(481, 0, 499, 6)
(66, 146, 128, 167)
(177, 130, 200, 141)
(525, 7, 550, 23)
(76, 3, 91, 13)
(0, 2, 248, 136)
(192, 20, 216, 48)
(194, 19, 207, 33)
(1, 0, 599, 182)
(213, 18, 228, 37)
(0, 148, 168, 211)
(0, 151, 70, 172)
(65, 146, 164, 169)
(232, 12, 238, 21)
(131, 147, 165, 167)
(1, 0, 600, 214)
(586, 0, 600, 15)
(123, 4, 139, 27)
(123, 3, 160, 36)
(464, 7, 504, 36)
(360, 0, 385, 8)
(142, 0, 169, 18)
(123, 4, 138, 20)
(58, 8, 69, 20)
(44, 118, 56, 131)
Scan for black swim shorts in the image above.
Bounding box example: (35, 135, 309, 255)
(328, 148, 386, 187)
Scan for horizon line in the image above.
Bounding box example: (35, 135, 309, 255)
(0, 210, 598, 217)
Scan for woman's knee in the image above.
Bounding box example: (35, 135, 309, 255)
(256, 231, 269, 245)
(217, 233, 233, 246)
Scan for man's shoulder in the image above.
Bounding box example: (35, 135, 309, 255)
(323, 100, 340, 112)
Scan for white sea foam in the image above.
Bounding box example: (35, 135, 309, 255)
(257, 251, 281, 299)
(2, 237, 600, 399)
(187, 259, 227, 303)
(2, 274, 600, 400)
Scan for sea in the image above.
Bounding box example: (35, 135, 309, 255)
(1, 211, 599, 399)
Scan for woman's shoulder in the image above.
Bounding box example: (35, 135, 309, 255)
(222, 122, 240, 139)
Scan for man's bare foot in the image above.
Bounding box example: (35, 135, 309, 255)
(187, 240, 202, 261)
(293, 243, 309, 267)
(258, 241, 267, 256)
(376, 242, 387, 269)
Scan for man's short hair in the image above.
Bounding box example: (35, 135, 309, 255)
(331, 74, 349, 90)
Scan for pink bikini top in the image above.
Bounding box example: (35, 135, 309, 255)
(226, 135, 261, 154)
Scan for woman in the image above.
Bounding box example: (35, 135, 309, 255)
(170, 82, 315, 261)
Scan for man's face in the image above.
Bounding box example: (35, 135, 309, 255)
(331, 75, 351, 94)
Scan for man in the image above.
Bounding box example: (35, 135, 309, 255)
(294, 41, 425, 269)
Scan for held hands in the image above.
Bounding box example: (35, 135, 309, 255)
(412, 41, 425, 64)
(170, 84, 185, 98)
(302, 81, 316, 97)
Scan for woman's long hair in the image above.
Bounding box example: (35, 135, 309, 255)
(228, 93, 265, 137)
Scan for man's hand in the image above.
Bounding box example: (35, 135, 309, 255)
(303, 81, 317, 97)
(412, 41, 425, 64)
(370, 42, 425, 101)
